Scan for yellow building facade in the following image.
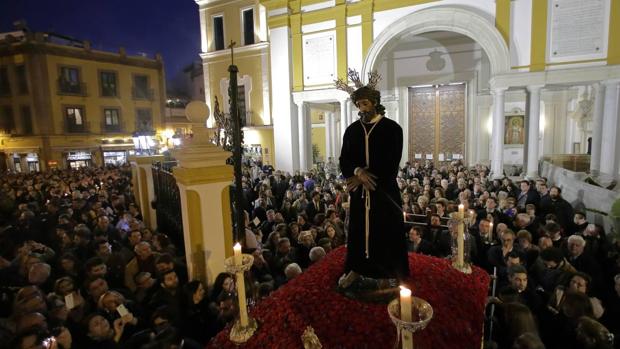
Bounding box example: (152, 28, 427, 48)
(0, 32, 166, 171)
(198, 0, 620, 179)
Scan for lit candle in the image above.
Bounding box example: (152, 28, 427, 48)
(457, 205, 464, 267)
(400, 286, 413, 349)
(233, 243, 242, 266)
(233, 243, 248, 327)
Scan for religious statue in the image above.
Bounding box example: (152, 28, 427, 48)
(335, 69, 409, 296)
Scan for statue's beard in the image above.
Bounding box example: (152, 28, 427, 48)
(358, 110, 376, 122)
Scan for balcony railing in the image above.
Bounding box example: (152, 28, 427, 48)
(58, 80, 87, 96)
(132, 87, 154, 100)
(66, 121, 90, 134)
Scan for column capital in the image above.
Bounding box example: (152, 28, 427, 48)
(491, 87, 508, 95)
(526, 85, 545, 93)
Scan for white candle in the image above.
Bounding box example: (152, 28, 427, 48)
(233, 243, 242, 266)
(457, 205, 464, 266)
(233, 243, 248, 327)
(400, 286, 413, 349)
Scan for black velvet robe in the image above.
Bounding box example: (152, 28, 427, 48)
(339, 116, 410, 279)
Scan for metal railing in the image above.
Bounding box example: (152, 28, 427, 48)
(152, 160, 184, 252)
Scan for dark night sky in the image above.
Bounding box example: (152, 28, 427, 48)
(0, 0, 201, 84)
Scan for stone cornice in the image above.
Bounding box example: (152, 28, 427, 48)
(173, 165, 233, 186)
(0, 41, 162, 70)
(490, 65, 620, 89)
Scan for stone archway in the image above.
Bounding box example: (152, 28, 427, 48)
(362, 6, 511, 77)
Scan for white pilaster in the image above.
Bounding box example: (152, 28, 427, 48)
(590, 83, 605, 175)
(270, 26, 298, 172)
(491, 87, 507, 179)
(330, 112, 338, 159)
(526, 85, 544, 178)
(325, 112, 333, 161)
(600, 79, 620, 178)
(340, 99, 348, 141)
(298, 102, 308, 171)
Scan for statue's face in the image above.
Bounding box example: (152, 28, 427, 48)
(356, 99, 375, 113)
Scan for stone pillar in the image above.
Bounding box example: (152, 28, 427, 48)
(491, 87, 507, 179)
(297, 102, 309, 171)
(130, 154, 164, 230)
(526, 85, 544, 178)
(172, 127, 234, 286)
(325, 112, 333, 162)
(600, 79, 620, 178)
(590, 83, 605, 175)
(340, 99, 348, 141)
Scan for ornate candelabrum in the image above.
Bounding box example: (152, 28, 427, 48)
(387, 287, 433, 349)
(224, 245, 258, 344)
(451, 205, 473, 274)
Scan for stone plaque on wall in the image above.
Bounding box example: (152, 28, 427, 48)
(549, 0, 609, 61)
(303, 33, 335, 86)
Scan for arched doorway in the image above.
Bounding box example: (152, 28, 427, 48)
(362, 7, 510, 166)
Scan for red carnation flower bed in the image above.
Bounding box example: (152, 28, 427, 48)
(208, 247, 490, 349)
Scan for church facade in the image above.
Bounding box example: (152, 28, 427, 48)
(196, 0, 620, 179)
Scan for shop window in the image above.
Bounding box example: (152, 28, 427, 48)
(65, 106, 86, 133)
(0, 66, 10, 96)
(213, 15, 225, 50)
(242, 8, 255, 46)
(100, 71, 117, 97)
(0, 106, 15, 134)
(103, 108, 121, 132)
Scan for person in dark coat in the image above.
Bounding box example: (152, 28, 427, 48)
(337, 71, 409, 286)
(539, 186, 574, 232)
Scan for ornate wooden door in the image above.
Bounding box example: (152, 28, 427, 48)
(408, 84, 466, 166)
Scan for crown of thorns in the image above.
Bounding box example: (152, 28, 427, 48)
(334, 69, 381, 96)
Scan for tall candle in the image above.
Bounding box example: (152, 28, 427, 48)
(233, 243, 249, 327)
(457, 205, 464, 266)
(233, 243, 242, 266)
(400, 286, 413, 349)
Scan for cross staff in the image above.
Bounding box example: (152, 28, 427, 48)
(228, 40, 236, 65)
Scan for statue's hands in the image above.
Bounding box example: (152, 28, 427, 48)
(356, 168, 377, 191)
(346, 176, 362, 192)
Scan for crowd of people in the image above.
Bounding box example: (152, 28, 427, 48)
(0, 165, 213, 349)
(0, 158, 619, 349)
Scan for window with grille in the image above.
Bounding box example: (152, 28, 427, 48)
(66, 106, 86, 132)
(104, 108, 121, 132)
(100, 71, 117, 97)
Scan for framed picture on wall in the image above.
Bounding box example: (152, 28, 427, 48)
(505, 114, 525, 145)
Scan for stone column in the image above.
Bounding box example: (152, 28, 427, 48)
(526, 85, 544, 178)
(297, 102, 309, 171)
(130, 154, 164, 230)
(172, 127, 234, 286)
(491, 87, 507, 179)
(325, 112, 333, 162)
(340, 99, 348, 141)
(600, 79, 620, 178)
(590, 83, 605, 175)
